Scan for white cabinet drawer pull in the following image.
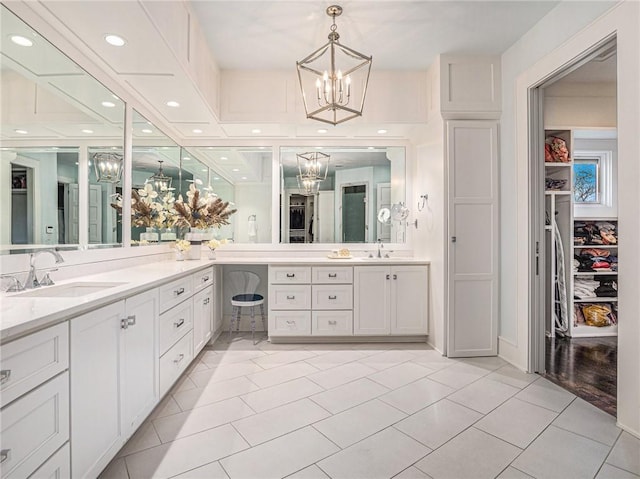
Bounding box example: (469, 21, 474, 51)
(203, 298, 210, 305)
(0, 449, 10, 464)
(286, 320, 296, 326)
(328, 273, 337, 278)
(286, 273, 295, 278)
(328, 295, 337, 300)
(0, 369, 11, 384)
(173, 353, 185, 364)
(386, 274, 390, 280)
(286, 295, 296, 300)
(174, 287, 185, 296)
(393, 274, 398, 280)
(174, 318, 185, 328)
(328, 320, 337, 325)
(202, 276, 210, 282)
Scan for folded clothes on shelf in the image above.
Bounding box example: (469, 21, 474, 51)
(545, 178, 568, 190)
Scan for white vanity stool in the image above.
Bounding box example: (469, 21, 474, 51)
(229, 271, 266, 344)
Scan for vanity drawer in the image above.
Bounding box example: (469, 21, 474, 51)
(269, 311, 311, 335)
(159, 300, 193, 355)
(159, 276, 193, 313)
(269, 285, 312, 310)
(30, 442, 70, 479)
(269, 266, 311, 284)
(312, 266, 353, 284)
(159, 331, 194, 397)
(312, 311, 353, 336)
(193, 267, 214, 292)
(0, 322, 68, 408)
(312, 284, 353, 310)
(0, 372, 69, 479)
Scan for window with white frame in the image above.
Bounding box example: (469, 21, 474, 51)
(573, 157, 600, 203)
(573, 150, 615, 217)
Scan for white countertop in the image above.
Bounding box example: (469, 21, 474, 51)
(0, 256, 429, 343)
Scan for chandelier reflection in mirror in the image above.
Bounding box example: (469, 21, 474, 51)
(146, 160, 172, 191)
(296, 5, 372, 126)
(296, 151, 330, 195)
(93, 152, 123, 184)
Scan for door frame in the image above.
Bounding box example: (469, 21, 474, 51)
(528, 37, 618, 373)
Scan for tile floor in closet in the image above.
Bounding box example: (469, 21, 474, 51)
(100, 334, 640, 479)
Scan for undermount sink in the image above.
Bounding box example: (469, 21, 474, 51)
(13, 281, 128, 298)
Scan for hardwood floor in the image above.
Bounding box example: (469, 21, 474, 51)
(545, 335, 617, 416)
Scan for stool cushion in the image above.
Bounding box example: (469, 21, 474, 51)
(232, 293, 264, 302)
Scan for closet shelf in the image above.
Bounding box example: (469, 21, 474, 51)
(574, 297, 618, 303)
(544, 162, 573, 167)
(545, 190, 571, 195)
(570, 324, 618, 338)
(574, 244, 618, 249)
(574, 271, 618, 276)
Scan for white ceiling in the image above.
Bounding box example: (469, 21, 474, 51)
(190, 1, 560, 70)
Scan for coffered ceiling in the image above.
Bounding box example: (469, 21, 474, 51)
(3, 0, 565, 143)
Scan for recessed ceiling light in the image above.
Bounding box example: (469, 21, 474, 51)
(377, 129, 388, 134)
(182, 157, 190, 161)
(75, 162, 79, 165)
(10, 35, 33, 47)
(104, 34, 126, 47)
(141, 129, 152, 133)
(241, 176, 247, 180)
(111, 146, 119, 150)
(220, 156, 228, 160)
(251, 129, 261, 134)
(161, 147, 169, 150)
(232, 168, 240, 172)
(201, 169, 208, 172)
(192, 129, 203, 134)
(51, 147, 59, 150)
(259, 146, 266, 150)
(315, 146, 323, 149)
(166, 100, 180, 108)
(368, 146, 375, 150)
(213, 177, 220, 180)
(101, 101, 116, 108)
(317, 129, 328, 134)
(82, 129, 94, 134)
(14, 129, 28, 134)
(207, 147, 214, 150)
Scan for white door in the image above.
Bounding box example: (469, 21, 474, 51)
(193, 286, 214, 352)
(447, 120, 499, 357)
(376, 183, 391, 242)
(67, 184, 79, 244)
(121, 290, 158, 437)
(89, 184, 102, 243)
(391, 266, 428, 334)
(354, 266, 390, 335)
(70, 301, 124, 479)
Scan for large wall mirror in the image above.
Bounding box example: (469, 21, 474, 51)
(129, 110, 181, 244)
(280, 147, 406, 244)
(184, 147, 272, 243)
(0, 5, 125, 253)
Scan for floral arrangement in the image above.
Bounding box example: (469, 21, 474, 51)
(110, 184, 167, 228)
(173, 182, 237, 229)
(174, 239, 191, 252)
(207, 238, 228, 250)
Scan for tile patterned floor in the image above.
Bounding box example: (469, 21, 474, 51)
(100, 334, 640, 479)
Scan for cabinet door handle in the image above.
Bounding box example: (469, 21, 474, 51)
(286, 295, 295, 300)
(0, 449, 10, 464)
(0, 370, 11, 384)
(173, 354, 185, 364)
(386, 274, 390, 280)
(328, 295, 337, 300)
(328, 273, 337, 278)
(286, 273, 295, 278)
(203, 298, 210, 305)
(175, 287, 185, 296)
(328, 320, 337, 325)
(126, 315, 136, 327)
(174, 318, 185, 328)
(120, 318, 128, 329)
(286, 320, 296, 326)
(451, 236, 457, 243)
(393, 274, 397, 280)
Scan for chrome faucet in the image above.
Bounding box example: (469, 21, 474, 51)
(24, 249, 64, 289)
(377, 239, 383, 258)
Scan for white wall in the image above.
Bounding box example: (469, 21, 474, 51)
(232, 184, 272, 244)
(544, 82, 616, 128)
(504, 1, 640, 436)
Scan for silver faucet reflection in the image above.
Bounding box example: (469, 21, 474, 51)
(377, 239, 383, 258)
(25, 249, 64, 289)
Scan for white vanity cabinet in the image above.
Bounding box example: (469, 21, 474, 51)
(193, 285, 214, 354)
(0, 323, 70, 479)
(70, 288, 158, 479)
(268, 266, 312, 335)
(354, 265, 428, 336)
